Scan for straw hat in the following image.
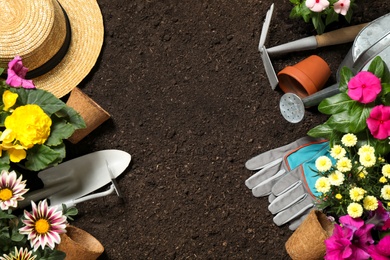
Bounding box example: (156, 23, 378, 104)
(0, 0, 104, 98)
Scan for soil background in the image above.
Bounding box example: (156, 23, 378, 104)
(63, 0, 390, 259)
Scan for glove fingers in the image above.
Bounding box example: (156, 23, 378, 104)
(251, 169, 286, 197)
(268, 182, 305, 214)
(272, 195, 314, 226)
(245, 136, 320, 170)
(245, 160, 282, 189)
(271, 168, 301, 196)
(288, 208, 312, 231)
(268, 193, 276, 203)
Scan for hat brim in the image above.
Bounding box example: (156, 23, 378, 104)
(33, 0, 104, 98)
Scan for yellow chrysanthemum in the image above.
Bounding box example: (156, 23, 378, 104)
(347, 202, 363, 218)
(359, 152, 376, 168)
(335, 194, 342, 200)
(349, 187, 366, 202)
(358, 145, 375, 156)
(337, 157, 352, 172)
(341, 133, 357, 147)
(380, 176, 387, 183)
(328, 171, 344, 186)
(382, 164, 390, 178)
(4, 104, 51, 148)
(381, 185, 390, 200)
(363, 195, 378, 211)
(315, 177, 331, 193)
(330, 145, 346, 160)
(2, 90, 18, 112)
(315, 156, 332, 172)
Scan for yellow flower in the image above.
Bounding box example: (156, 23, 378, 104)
(341, 133, 357, 147)
(381, 185, 390, 200)
(347, 202, 363, 218)
(359, 152, 376, 168)
(358, 145, 375, 156)
(315, 156, 332, 172)
(363, 195, 378, 211)
(380, 176, 387, 183)
(315, 177, 331, 193)
(382, 164, 390, 178)
(337, 157, 352, 172)
(335, 194, 342, 200)
(328, 171, 344, 186)
(2, 90, 18, 111)
(330, 145, 346, 160)
(349, 187, 366, 201)
(4, 104, 51, 148)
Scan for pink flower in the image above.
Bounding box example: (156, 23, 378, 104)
(305, 0, 330, 12)
(334, 0, 351, 15)
(347, 71, 382, 104)
(367, 236, 390, 260)
(6, 56, 35, 89)
(366, 105, 390, 140)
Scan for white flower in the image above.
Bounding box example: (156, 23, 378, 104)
(315, 177, 331, 193)
(315, 156, 332, 172)
(330, 145, 346, 160)
(336, 157, 352, 172)
(381, 185, 390, 201)
(305, 0, 329, 12)
(333, 0, 351, 15)
(347, 202, 363, 218)
(0, 170, 28, 210)
(359, 152, 376, 168)
(328, 171, 344, 186)
(341, 133, 357, 147)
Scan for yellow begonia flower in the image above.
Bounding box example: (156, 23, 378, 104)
(359, 152, 376, 168)
(4, 104, 51, 148)
(380, 176, 387, 183)
(0, 129, 16, 144)
(341, 133, 357, 147)
(349, 187, 366, 201)
(315, 177, 331, 193)
(382, 164, 390, 178)
(363, 195, 378, 211)
(315, 156, 332, 172)
(335, 194, 342, 200)
(337, 157, 352, 172)
(2, 90, 18, 111)
(347, 202, 363, 218)
(381, 185, 390, 200)
(358, 145, 375, 156)
(328, 171, 344, 186)
(1, 143, 27, 163)
(330, 145, 346, 160)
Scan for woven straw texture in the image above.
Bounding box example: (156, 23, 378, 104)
(285, 210, 334, 260)
(0, 0, 104, 98)
(56, 225, 104, 260)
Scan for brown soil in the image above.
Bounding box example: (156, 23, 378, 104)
(65, 1, 390, 259)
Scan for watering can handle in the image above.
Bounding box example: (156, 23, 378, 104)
(316, 23, 368, 48)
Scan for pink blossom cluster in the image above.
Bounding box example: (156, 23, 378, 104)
(306, 0, 350, 15)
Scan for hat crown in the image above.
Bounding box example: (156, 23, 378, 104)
(0, 0, 67, 71)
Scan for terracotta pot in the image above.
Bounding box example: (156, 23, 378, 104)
(277, 55, 331, 98)
(56, 225, 104, 260)
(285, 210, 334, 260)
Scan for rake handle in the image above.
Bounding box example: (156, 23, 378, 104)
(316, 23, 368, 48)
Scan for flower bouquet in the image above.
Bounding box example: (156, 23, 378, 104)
(301, 56, 390, 259)
(289, 0, 357, 35)
(0, 56, 86, 172)
(0, 169, 77, 260)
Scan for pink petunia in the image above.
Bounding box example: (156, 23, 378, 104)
(366, 105, 390, 140)
(367, 236, 390, 260)
(347, 71, 382, 104)
(6, 56, 35, 89)
(333, 0, 351, 15)
(305, 0, 330, 12)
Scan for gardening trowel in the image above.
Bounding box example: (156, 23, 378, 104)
(18, 149, 131, 208)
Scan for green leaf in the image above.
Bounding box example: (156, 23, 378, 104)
(318, 93, 354, 114)
(312, 13, 325, 35)
(0, 211, 15, 220)
(24, 145, 61, 171)
(46, 116, 76, 146)
(348, 103, 370, 133)
(368, 56, 386, 79)
(307, 123, 333, 139)
(10, 228, 24, 242)
(55, 105, 86, 130)
(327, 111, 351, 133)
(325, 10, 339, 25)
(381, 83, 390, 105)
(11, 88, 66, 116)
(39, 248, 66, 260)
(339, 66, 354, 92)
(0, 68, 4, 75)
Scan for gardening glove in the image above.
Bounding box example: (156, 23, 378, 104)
(245, 136, 327, 197)
(268, 141, 332, 230)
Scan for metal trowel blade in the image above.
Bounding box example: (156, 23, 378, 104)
(261, 46, 279, 89)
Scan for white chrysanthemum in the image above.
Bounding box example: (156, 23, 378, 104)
(349, 187, 366, 202)
(315, 177, 331, 193)
(347, 202, 363, 218)
(381, 185, 390, 200)
(328, 171, 344, 186)
(358, 144, 375, 156)
(382, 164, 390, 178)
(363, 196, 378, 211)
(330, 145, 346, 160)
(341, 133, 357, 147)
(315, 156, 332, 172)
(359, 152, 376, 168)
(336, 157, 352, 172)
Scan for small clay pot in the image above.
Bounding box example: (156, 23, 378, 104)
(56, 225, 104, 260)
(277, 55, 331, 98)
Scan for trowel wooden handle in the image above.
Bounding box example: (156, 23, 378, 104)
(316, 23, 368, 47)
